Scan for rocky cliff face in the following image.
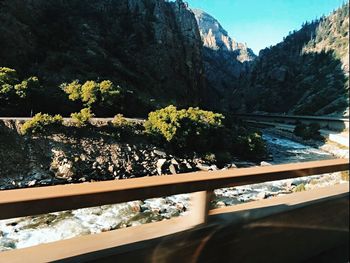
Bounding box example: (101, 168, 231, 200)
(192, 9, 256, 112)
(0, 0, 205, 116)
(193, 9, 255, 62)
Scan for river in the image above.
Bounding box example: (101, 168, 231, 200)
(262, 131, 334, 164)
(0, 131, 347, 251)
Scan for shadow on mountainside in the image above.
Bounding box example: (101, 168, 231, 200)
(0, 0, 204, 117)
(198, 47, 252, 113)
(245, 50, 349, 118)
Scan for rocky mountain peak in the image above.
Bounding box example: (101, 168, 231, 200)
(192, 8, 255, 62)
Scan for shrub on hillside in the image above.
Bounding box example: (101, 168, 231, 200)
(21, 113, 63, 134)
(293, 122, 322, 140)
(71, 108, 94, 127)
(112, 114, 140, 138)
(144, 105, 224, 152)
(112, 114, 130, 128)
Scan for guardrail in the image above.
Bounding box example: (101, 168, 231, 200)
(0, 158, 349, 261)
(233, 113, 349, 131)
(233, 113, 349, 122)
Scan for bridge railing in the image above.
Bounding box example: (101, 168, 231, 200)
(0, 158, 349, 261)
(233, 113, 349, 131)
(232, 113, 350, 122)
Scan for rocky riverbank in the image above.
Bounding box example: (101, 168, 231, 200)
(0, 119, 227, 190)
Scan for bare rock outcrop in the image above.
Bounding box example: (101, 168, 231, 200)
(192, 9, 256, 112)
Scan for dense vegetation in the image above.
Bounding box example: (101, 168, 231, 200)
(243, 3, 349, 116)
(1, 65, 124, 116)
(21, 113, 63, 134)
(144, 106, 267, 162)
(145, 106, 224, 151)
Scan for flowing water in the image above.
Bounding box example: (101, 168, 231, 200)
(213, 131, 341, 206)
(0, 131, 346, 252)
(262, 131, 334, 164)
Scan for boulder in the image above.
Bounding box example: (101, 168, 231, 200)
(154, 150, 167, 157)
(256, 191, 267, 200)
(156, 159, 168, 175)
(196, 163, 211, 171)
(196, 163, 218, 171)
(169, 164, 178, 174)
(260, 161, 272, 166)
(55, 162, 75, 179)
(216, 201, 226, 208)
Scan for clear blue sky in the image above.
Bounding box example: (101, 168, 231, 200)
(186, 0, 346, 54)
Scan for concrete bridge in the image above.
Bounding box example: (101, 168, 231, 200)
(0, 159, 348, 262)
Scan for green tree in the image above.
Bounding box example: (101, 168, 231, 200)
(81, 80, 99, 106)
(62, 80, 122, 111)
(0, 67, 18, 86)
(0, 67, 39, 102)
(62, 80, 81, 101)
(14, 76, 40, 98)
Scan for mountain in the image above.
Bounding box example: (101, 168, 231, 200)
(0, 1, 348, 117)
(0, 0, 206, 116)
(192, 9, 255, 61)
(241, 3, 349, 117)
(192, 9, 256, 112)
